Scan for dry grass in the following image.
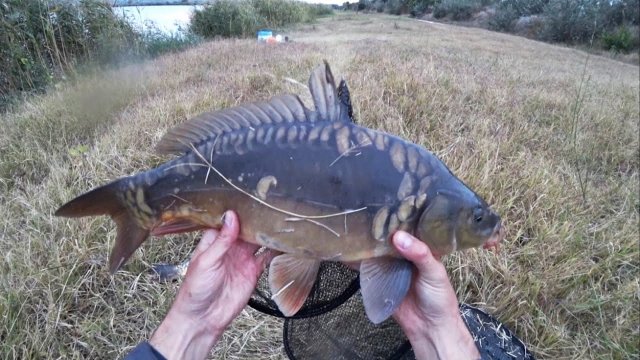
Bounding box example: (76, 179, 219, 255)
(1, 13, 638, 359)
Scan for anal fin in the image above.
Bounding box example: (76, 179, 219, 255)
(151, 219, 209, 236)
(360, 257, 413, 324)
(269, 254, 321, 317)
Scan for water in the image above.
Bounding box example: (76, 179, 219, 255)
(114, 5, 202, 34)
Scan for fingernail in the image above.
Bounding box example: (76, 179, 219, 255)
(395, 232, 412, 250)
(223, 211, 233, 227)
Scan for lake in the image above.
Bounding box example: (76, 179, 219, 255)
(114, 5, 202, 34)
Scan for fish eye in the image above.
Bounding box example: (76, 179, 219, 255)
(473, 207, 483, 223)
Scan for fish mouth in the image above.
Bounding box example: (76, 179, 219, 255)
(483, 221, 505, 252)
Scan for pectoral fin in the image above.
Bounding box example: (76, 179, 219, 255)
(360, 257, 413, 324)
(269, 254, 321, 317)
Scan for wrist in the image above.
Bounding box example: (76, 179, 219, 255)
(149, 310, 222, 360)
(404, 315, 479, 360)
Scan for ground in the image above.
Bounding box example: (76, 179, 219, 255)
(0, 13, 638, 359)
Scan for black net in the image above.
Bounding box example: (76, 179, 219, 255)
(248, 261, 413, 360)
(248, 261, 535, 360)
(460, 304, 535, 360)
(284, 291, 414, 360)
(248, 261, 360, 319)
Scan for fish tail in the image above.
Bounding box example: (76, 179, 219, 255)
(55, 179, 150, 274)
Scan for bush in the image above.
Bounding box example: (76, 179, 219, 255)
(410, 2, 429, 17)
(190, 0, 331, 39)
(307, 3, 335, 18)
(489, 0, 639, 50)
(142, 26, 202, 58)
(191, 0, 263, 38)
(433, 0, 481, 21)
(539, 0, 599, 43)
(489, 4, 519, 31)
(432, 5, 447, 19)
(601, 26, 636, 53)
(386, 0, 407, 15)
(251, 0, 307, 27)
(343, 0, 435, 16)
(490, 0, 548, 32)
(495, 0, 549, 17)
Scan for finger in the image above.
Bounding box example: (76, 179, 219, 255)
(392, 231, 448, 282)
(230, 242, 276, 276)
(198, 210, 240, 268)
(191, 228, 220, 259)
(215, 210, 240, 247)
(228, 240, 261, 260)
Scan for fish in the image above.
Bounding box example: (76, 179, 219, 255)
(55, 62, 505, 324)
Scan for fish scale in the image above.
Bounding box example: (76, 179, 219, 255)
(161, 119, 437, 219)
(55, 62, 504, 324)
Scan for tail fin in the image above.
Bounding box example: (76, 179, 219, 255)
(55, 181, 150, 274)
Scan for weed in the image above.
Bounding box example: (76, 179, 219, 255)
(190, 0, 333, 39)
(601, 26, 637, 53)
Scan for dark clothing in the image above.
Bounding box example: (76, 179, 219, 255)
(125, 341, 166, 360)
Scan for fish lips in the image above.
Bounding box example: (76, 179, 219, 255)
(483, 221, 505, 252)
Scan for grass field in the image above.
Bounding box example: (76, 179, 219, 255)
(1, 13, 638, 359)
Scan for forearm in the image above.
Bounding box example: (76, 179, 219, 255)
(149, 311, 222, 360)
(403, 315, 480, 360)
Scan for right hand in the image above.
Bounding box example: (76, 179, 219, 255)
(391, 231, 480, 360)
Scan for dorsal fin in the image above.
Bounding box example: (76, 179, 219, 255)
(337, 79, 354, 123)
(308, 61, 342, 123)
(156, 94, 309, 155)
(157, 62, 349, 155)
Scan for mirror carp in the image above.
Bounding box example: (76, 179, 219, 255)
(56, 62, 504, 324)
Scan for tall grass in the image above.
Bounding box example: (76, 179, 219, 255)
(0, 0, 140, 107)
(190, 0, 333, 38)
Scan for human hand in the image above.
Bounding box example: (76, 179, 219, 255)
(150, 211, 273, 360)
(392, 231, 480, 360)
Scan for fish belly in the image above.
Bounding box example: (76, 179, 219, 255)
(148, 183, 391, 261)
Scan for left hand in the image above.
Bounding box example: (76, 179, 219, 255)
(150, 211, 273, 360)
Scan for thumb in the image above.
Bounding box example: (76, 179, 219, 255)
(392, 231, 448, 283)
(197, 210, 240, 267)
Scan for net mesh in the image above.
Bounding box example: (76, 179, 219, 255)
(283, 291, 414, 360)
(248, 261, 534, 360)
(248, 261, 413, 359)
(248, 261, 360, 319)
